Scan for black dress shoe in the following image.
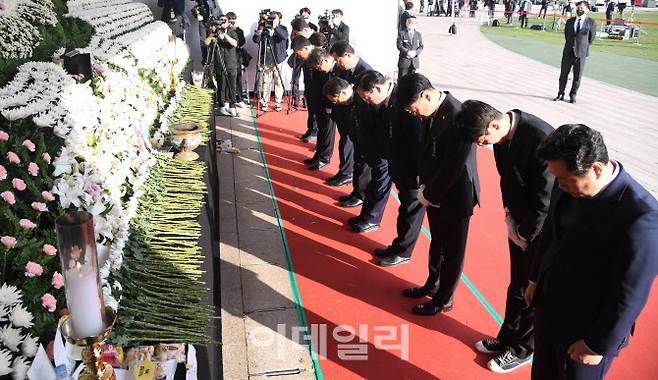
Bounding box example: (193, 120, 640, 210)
(303, 157, 317, 165)
(378, 255, 411, 267)
(374, 246, 401, 258)
(352, 221, 380, 233)
(347, 216, 362, 226)
(569, 97, 576, 104)
(412, 300, 453, 316)
(339, 196, 363, 208)
(338, 194, 352, 202)
(553, 94, 564, 101)
(402, 287, 430, 298)
(326, 175, 353, 187)
(309, 160, 329, 171)
(301, 134, 317, 143)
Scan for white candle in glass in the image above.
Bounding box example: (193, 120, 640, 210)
(65, 248, 105, 339)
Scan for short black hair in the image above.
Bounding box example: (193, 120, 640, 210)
(291, 18, 308, 32)
(226, 11, 237, 19)
(323, 77, 350, 97)
(395, 73, 433, 109)
(576, 0, 589, 6)
(332, 9, 343, 16)
(291, 36, 312, 51)
(300, 7, 311, 15)
(455, 100, 504, 142)
(406, 15, 416, 21)
(405, 2, 414, 10)
(309, 32, 327, 48)
(537, 124, 609, 176)
(308, 47, 330, 67)
(329, 40, 355, 57)
(357, 70, 386, 92)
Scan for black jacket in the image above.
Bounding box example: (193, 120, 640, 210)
(420, 92, 479, 217)
(307, 66, 332, 114)
(493, 110, 554, 241)
(338, 57, 372, 86)
(356, 84, 397, 162)
(390, 111, 424, 189)
(563, 17, 596, 59)
(328, 22, 350, 45)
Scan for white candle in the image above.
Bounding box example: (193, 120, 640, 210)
(65, 249, 105, 339)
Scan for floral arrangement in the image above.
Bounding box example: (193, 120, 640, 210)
(0, 0, 58, 60)
(64, 0, 153, 39)
(0, 284, 39, 380)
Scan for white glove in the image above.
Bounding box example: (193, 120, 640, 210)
(407, 50, 417, 58)
(505, 208, 529, 250)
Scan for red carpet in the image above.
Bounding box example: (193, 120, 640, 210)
(251, 105, 658, 379)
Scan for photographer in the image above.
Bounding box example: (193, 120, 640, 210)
(192, 0, 217, 63)
(204, 15, 239, 117)
(226, 12, 248, 108)
(327, 9, 350, 46)
(298, 7, 318, 32)
(253, 10, 289, 112)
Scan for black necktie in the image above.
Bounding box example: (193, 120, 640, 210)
(576, 19, 582, 34)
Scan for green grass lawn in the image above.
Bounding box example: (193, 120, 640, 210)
(481, 10, 658, 62)
(480, 10, 658, 96)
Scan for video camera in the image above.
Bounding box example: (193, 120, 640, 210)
(317, 10, 334, 34)
(191, 0, 210, 23)
(258, 9, 276, 30)
(208, 17, 227, 37)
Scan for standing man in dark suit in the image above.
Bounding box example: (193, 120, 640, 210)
(525, 124, 658, 380)
(289, 17, 315, 109)
(554, 1, 595, 104)
(397, 16, 424, 79)
(395, 73, 480, 316)
(458, 100, 555, 373)
(291, 35, 320, 144)
(305, 47, 337, 171)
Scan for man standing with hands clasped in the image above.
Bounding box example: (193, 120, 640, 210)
(397, 16, 424, 79)
(525, 125, 658, 379)
(457, 100, 555, 373)
(554, 1, 595, 104)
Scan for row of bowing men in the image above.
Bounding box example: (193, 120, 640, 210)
(288, 17, 658, 379)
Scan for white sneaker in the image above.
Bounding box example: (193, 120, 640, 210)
(230, 107, 238, 117)
(235, 101, 247, 108)
(218, 107, 231, 116)
(487, 350, 532, 373)
(275, 103, 282, 112)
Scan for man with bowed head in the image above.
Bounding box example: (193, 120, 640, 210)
(525, 124, 658, 379)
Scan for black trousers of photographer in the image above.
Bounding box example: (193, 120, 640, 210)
(217, 67, 238, 106)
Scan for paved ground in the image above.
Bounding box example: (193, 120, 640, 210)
(416, 13, 658, 196)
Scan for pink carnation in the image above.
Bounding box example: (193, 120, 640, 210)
(28, 162, 39, 176)
(41, 293, 57, 312)
(12, 178, 26, 191)
(52, 272, 64, 289)
(42, 152, 51, 164)
(25, 261, 44, 277)
(1, 236, 17, 248)
(22, 139, 36, 152)
(31, 202, 48, 212)
(19, 219, 37, 229)
(7, 151, 20, 164)
(0, 130, 8, 141)
(43, 244, 57, 256)
(1, 191, 15, 205)
(0, 164, 6, 180)
(42, 191, 55, 201)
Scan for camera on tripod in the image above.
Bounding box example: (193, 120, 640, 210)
(258, 9, 276, 30)
(208, 17, 227, 37)
(317, 10, 334, 34)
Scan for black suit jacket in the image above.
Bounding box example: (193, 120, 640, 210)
(356, 84, 397, 162)
(563, 17, 596, 59)
(420, 93, 480, 217)
(390, 111, 424, 189)
(493, 110, 554, 241)
(530, 163, 658, 355)
(328, 22, 350, 44)
(397, 29, 424, 69)
(339, 58, 373, 86)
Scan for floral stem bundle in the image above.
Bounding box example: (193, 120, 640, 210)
(111, 154, 212, 346)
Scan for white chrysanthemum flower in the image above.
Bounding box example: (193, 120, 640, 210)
(0, 325, 24, 352)
(0, 306, 8, 322)
(0, 284, 21, 307)
(11, 356, 29, 380)
(9, 305, 33, 329)
(21, 335, 38, 358)
(0, 349, 13, 376)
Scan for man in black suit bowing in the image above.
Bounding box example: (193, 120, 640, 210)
(396, 73, 480, 316)
(525, 125, 658, 380)
(397, 16, 424, 79)
(458, 100, 555, 373)
(554, 1, 596, 104)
